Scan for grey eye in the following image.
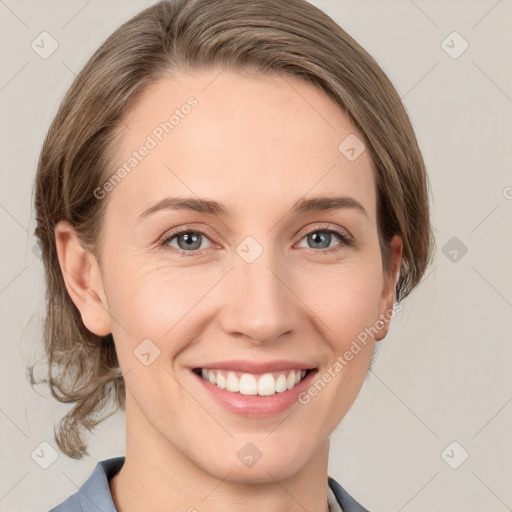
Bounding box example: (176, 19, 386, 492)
(165, 231, 212, 251)
(297, 230, 341, 250)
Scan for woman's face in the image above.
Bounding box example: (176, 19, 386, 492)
(84, 70, 401, 481)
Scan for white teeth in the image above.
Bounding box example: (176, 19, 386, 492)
(286, 371, 296, 390)
(258, 373, 276, 396)
(275, 374, 288, 393)
(216, 372, 226, 389)
(198, 368, 309, 396)
(239, 374, 258, 395)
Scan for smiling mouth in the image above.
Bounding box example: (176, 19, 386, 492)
(192, 367, 316, 396)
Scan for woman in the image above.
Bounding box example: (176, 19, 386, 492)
(31, 0, 434, 510)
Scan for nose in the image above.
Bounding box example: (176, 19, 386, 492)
(217, 249, 301, 345)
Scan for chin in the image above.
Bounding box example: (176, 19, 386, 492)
(193, 436, 316, 484)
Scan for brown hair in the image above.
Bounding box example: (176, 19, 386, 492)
(29, 0, 435, 459)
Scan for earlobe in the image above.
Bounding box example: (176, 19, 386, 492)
(375, 235, 402, 341)
(54, 220, 112, 337)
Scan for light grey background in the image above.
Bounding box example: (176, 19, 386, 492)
(1, 1, 511, 511)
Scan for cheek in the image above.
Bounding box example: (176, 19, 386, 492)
(296, 260, 384, 346)
(109, 263, 220, 346)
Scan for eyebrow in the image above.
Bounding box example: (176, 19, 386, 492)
(138, 195, 369, 221)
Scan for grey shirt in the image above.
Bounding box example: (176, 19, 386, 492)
(49, 456, 370, 512)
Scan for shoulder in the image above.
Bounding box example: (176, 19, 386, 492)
(48, 456, 125, 512)
(328, 475, 372, 512)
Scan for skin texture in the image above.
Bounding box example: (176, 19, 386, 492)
(55, 70, 402, 512)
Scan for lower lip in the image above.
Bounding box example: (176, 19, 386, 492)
(191, 369, 318, 418)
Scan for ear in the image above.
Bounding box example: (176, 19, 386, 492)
(54, 220, 112, 337)
(375, 235, 402, 342)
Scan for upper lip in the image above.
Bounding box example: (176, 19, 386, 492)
(192, 359, 317, 374)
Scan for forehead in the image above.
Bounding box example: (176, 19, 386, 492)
(107, 69, 376, 222)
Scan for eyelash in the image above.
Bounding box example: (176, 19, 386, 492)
(159, 223, 353, 257)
